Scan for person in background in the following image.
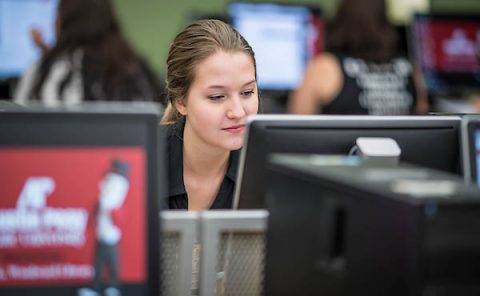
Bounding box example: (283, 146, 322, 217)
(31, 27, 50, 56)
(14, 0, 161, 106)
(289, 0, 429, 115)
(161, 19, 259, 210)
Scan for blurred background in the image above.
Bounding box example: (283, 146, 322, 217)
(1, 0, 480, 112)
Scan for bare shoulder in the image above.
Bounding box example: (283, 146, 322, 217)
(310, 52, 341, 73)
(288, 52, 342, 114)
(308, 52, 342, 104)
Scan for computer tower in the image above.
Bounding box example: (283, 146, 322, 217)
(265, 154, 480, 296)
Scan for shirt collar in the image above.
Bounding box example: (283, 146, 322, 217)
(168, 119, 187, 197)
(168, 118, 240, 196)
(226, 149, 240, 181)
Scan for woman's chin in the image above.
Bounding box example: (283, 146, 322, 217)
(225, 139, 244, 151)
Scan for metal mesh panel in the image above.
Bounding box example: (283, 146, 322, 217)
(191, 243, 200, 295)
(160, 232, 180, 296)
(215, 232, 266, 296)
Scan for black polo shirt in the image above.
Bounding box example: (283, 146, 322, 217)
(166, 119, 239, 210)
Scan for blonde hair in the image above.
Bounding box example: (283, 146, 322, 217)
(161, 19, 256, 125)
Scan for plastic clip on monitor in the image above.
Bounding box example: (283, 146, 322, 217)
(350, 137, 401, 164)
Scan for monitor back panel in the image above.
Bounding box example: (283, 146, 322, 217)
(235, 115, 462, 209)
(0, 108, 164, 296)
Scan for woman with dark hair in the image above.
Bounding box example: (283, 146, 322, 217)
(14, 0, 161, 105)
(289, 0, 428, 115)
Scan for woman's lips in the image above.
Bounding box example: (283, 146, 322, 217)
(223, 125, 245, 133)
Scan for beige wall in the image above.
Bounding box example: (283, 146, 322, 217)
(431, 0, 480, 12)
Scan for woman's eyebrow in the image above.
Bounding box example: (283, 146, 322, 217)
(207, 85, 227, 90)
(206, 79, 256, 90)
(242, 79, 257, 87)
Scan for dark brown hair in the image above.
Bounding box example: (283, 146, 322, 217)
(162, 19, 256, 124)
(32, 0, 160, 101)
(326, 0, 398, 62)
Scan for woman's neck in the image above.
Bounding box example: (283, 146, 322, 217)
(183, 145, 229, 178)
(182, 123, 230, 178)
(182, 124, 230, 210)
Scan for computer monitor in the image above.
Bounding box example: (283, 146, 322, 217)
(461, 114, 480, 186)
(409, 13, 480, 98)
(265, 153, 480, 296)
(227, 2, 324, 91)
(0, 0, 58, 79)
(234, 114, 462, 209)
(0, 103, 166, 296)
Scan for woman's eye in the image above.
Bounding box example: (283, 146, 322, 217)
(241, 90, 255, 97)
(208, 95, 225, 101)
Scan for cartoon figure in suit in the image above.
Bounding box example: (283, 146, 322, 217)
(93, 159, 130, 296)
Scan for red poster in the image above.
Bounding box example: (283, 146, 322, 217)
(420, 20, 480, 72)
(0, 148, 146, 290)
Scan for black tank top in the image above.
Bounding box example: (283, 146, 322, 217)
(322, 54, 417, 115)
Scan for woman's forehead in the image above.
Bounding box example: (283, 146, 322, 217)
(191, 50, 255, 87)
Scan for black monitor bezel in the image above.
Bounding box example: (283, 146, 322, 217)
(0, 107, 163, 296)
(234, 114, 463, 209)
(462, 115, 480, 185)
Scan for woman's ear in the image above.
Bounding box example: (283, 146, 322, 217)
(174, 98, 187, 116)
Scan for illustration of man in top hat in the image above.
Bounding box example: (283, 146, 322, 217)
(92, 159, 130, 296)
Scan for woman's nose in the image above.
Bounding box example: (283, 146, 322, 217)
(226, 97, 246, 119)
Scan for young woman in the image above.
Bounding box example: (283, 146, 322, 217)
(289, 0, 429, 115)
(162, 19, 259, 210)
(14, 0, 161, 105)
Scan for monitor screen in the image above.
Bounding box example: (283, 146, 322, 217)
(0, 103, 165, 296)
(461, 114, 480, 186)
(265, 153, 480, 295)
(410, 14, 480, 97)
(0, 0, 58, 79)
(228, 2, 324, 91)
(234, 114, 462, 209)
